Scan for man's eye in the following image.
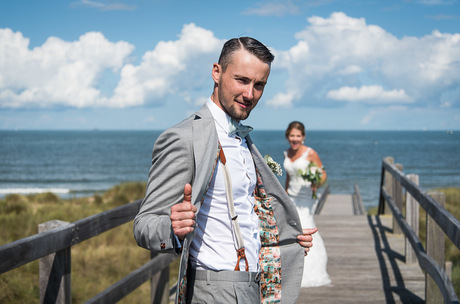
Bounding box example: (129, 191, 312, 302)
(255, 83, 265, 90)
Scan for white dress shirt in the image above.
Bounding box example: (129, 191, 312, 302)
(189, 98, 261, 272)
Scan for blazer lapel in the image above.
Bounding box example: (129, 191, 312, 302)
(191, 105, 220, 209)
(246, 135, 303, 236)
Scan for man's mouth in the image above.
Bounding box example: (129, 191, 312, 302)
(238, 102, 250, 109)
(235, 99, 251, 109)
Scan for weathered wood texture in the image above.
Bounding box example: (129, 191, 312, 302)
(0, 199, 178, 304)
(426, 192, 446, 304)
(405, 174, 419, 264)
(39, 220, 71, 304)
(380, 158, 459, 303)
(298, 195, 426, 304)
(0, 199, 143, 274)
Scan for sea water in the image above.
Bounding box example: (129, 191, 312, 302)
(1, 130, 459, 210)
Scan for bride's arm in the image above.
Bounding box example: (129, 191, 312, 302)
(308, 149, 327, 186)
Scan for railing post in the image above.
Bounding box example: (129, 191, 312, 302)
(405, 174, 419, 264)
(382, 157, 394, 215)
(150, 252, 169, 304)
(425, 192, 446, 304)
(392, 163, 403, 234)
(39, 220, 71, 304)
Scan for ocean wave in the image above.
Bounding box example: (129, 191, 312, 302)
(0, 188, 71, 195)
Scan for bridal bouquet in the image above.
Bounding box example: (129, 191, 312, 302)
(264, 155, 282, 176)
(298, 162, 324, 199)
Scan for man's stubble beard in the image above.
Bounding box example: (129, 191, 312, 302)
(218, 90, 252, 122)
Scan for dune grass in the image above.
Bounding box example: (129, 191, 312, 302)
(419, 188, 460, 298)
(3, 183, 458, 302)
(0, 182, 179, 304)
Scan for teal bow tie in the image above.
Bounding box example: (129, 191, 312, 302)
(228, 118, 253, 138)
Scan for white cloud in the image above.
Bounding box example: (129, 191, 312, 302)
(111, 23, 223, 107)
(271, 12, 460, 108)
(337, 65, 362, 75)
(266, 92, 297, 108)
(360, 106, 408, 126)
(416, 0, 456, 5)
(1, 12, 459, 112)
(0, 29, 134, 108)
(243, 0, 300, 17)
(0, 24, 223, 109)
(71, 0, 137, 11)
(326, 85, 413, 104)
(427, 14, 460, 20)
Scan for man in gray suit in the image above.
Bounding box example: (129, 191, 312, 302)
(134, 37, 317, 303)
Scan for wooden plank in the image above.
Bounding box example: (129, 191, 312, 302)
(39, 220, 71, 304)
(426, 192, 446, 304)
(0, 200, 142, 274)
(382, 160, 460, 249)
(405, 174, 419, 264)
(382, 187, 458, 303)
(72, 199, 141, 243)
(319, 194, 354, 215)
(392, 163, 404, 234)
(84, 253, 177, 304)
(0, 223, 75, 273)
(298, 214, 426, 304)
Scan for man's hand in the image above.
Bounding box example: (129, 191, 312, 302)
(170, 184, 197, 240)
(297, 228, 318, 256)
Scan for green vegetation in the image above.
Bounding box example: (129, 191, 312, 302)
(368, 187, 460, 298)
(0, 182, 179, 304)
(2, 183, 458, 302)
(420, 188, 460, 298)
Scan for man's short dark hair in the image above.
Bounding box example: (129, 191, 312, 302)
(218, 37, 275, 72)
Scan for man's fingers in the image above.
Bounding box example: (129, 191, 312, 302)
(297, 227, 318, 249)
(174, 227, 195, 238)
(302, 227, 318, 235)
(183, 183, 192, 202)
(171, 219, 196, 231)
(170, 184, 197, 240)
(171, 202, 196, 213)
(170, 209, 196, 221)
(297, 228, 317, 241)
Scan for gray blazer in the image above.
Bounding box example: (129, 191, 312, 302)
(133, 105, 304, 303)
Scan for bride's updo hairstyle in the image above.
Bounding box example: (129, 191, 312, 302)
(285, 121, 306, 139)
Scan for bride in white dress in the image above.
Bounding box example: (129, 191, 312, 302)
(283, 121, 331, 287)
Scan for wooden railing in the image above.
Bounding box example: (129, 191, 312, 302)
(0, 199, 178, 304)
(314, 183, 330, 215)
(378, 156, 460, 304)
(352, 184, 365, 215)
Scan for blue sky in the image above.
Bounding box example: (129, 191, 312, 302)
(0, 0, 459, 131)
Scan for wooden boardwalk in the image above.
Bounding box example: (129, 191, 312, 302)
(297, 194, 426, 304)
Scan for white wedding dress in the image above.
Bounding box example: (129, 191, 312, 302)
(283, 149, 331, 287)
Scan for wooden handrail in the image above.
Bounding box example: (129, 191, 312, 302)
(0, 199, 142, 274)
(381, 187, 458, 303)
(0, 198, 178, 303)
(380, 160, 460, 249)
(84, 253, 177, 304)
(315, 183, 330, 215)
(378, 157, 460, 304)
(352, 184, 364, 215)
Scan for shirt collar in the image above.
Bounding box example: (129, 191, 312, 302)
(205, 98, 234, 135)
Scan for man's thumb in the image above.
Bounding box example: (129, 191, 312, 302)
(183, 183, 192, 202)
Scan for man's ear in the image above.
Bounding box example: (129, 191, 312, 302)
(211, 63, 221, 84)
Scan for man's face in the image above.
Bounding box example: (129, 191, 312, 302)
(212, 49, 271, 121)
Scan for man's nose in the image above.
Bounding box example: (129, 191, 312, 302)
(242, 84, 254, 100)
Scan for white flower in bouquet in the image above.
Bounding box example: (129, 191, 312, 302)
(264, 155, 282, 176)
(298, 162, 324, 199)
